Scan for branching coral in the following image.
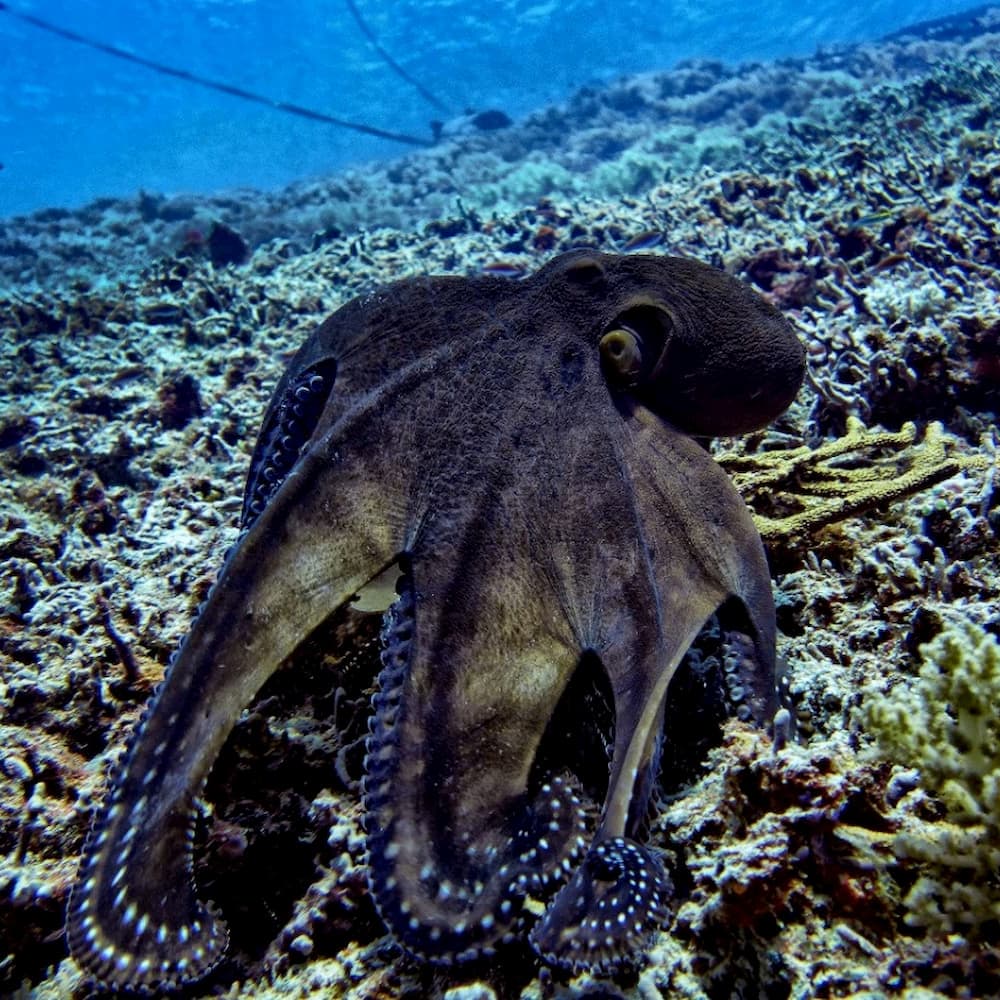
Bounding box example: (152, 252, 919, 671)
(862, 619, 1000, 933)
(719, 417, 991, 546)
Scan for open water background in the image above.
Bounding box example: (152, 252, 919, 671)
(0, 0, 981, 218)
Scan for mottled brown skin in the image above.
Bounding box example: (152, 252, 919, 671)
(66, 250, 804, 989)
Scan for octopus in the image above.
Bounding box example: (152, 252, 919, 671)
(66, 249, 805, 990)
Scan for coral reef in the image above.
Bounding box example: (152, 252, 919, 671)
(0, 7, 998, 999)
(718, 417, 990, 549)
(862, 619, 1000, 934)
(647, 724, 902, 998)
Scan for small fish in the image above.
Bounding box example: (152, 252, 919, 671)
(622, 230, 664, 252)
(869, 252, 907, 272)
(847, 209, 896, 231)
(481, 260, 527, 279)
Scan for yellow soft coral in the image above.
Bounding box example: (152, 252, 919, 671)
(862, 619, 1000, 932)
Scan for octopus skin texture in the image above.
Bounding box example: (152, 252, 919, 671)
(66, 250, 805, 990)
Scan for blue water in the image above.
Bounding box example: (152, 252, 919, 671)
(0, 0, 980, 219)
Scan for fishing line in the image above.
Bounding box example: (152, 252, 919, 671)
(0, 2, 434, 147)
(345, 0, 451, 114)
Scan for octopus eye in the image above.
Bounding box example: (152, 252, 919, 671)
(599, 304, 673, 394)
(599, 327, 643, 386)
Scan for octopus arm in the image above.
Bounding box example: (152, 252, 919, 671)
(533, 410, 777, 972)
(67, 405, 410, 991)
(604, 411, 776, 834)
(364, 480, 591, 962)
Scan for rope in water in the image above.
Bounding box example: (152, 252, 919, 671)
(0, 2, 434, 147)
(345, 0, 451, 115)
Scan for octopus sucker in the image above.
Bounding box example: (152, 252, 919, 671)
(67, 250, 804, 989)
(241, 356, 338, 530)
(530, 837, 672, 973)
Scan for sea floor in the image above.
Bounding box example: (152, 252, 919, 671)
(1, 6, 999, 999)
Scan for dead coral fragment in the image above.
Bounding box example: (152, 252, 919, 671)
(719, 417, 986, 544)
(661, 724, 899, 943)
(862, 619, 1000, 932)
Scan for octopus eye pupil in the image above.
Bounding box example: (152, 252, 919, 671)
(599, 327, 643, 385)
